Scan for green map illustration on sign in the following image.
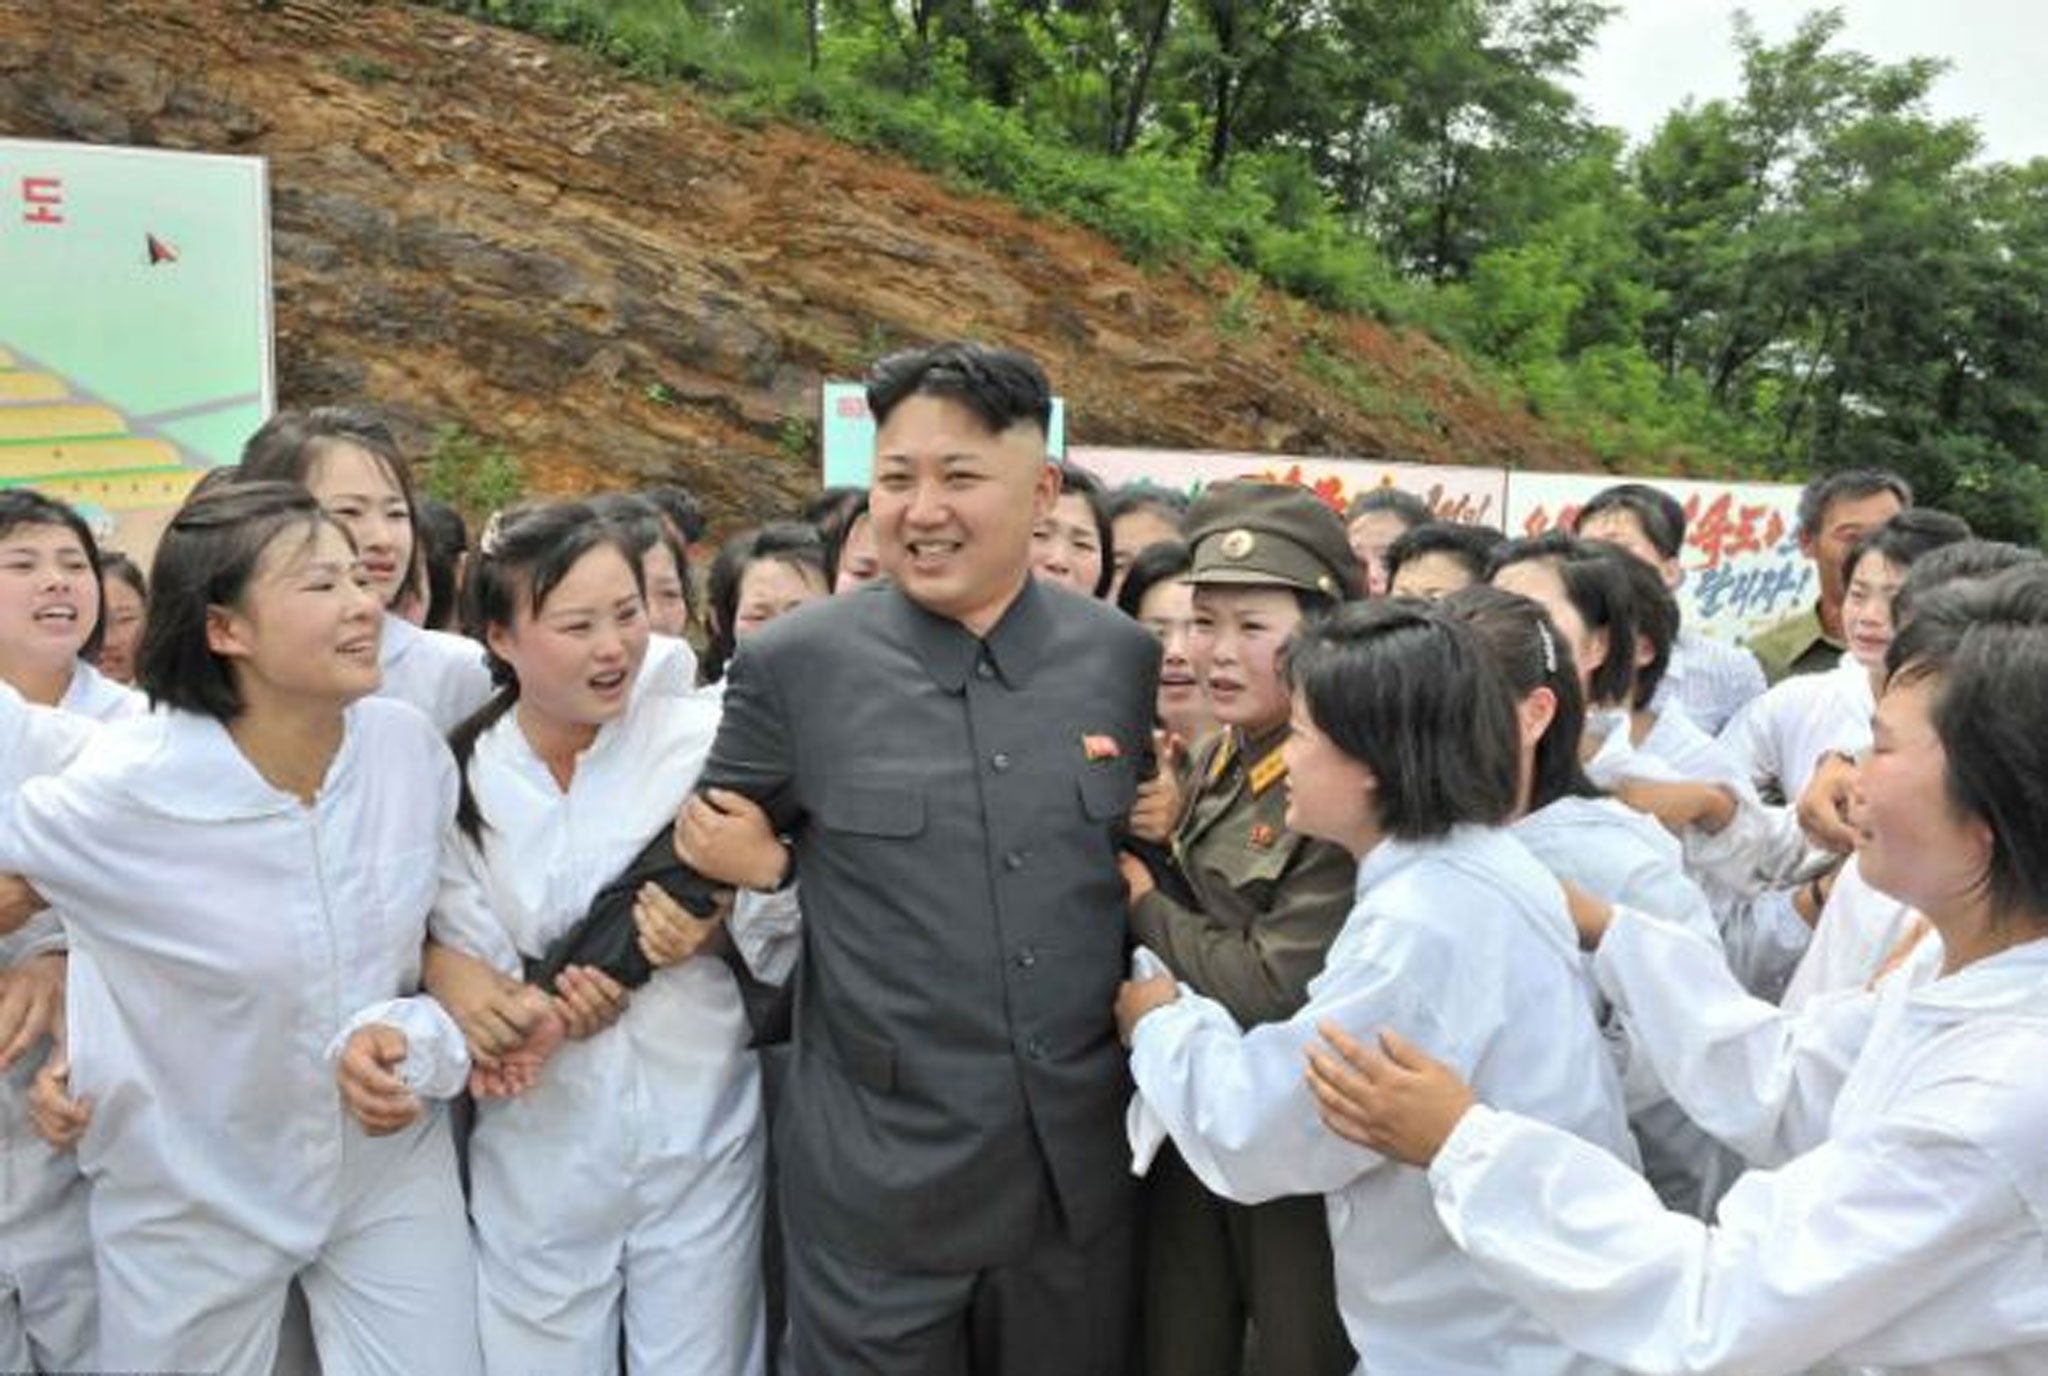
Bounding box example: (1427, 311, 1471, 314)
(0, 138, 271, 544)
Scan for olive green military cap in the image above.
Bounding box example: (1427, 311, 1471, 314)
(1184, 480, 1364, 600)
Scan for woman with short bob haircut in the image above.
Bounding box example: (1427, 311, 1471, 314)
(0, 481, 481, 1376)
(0, 489, 139, 720)
(1308, 564, 2048, 1376)
(1115, 599, 1632, 1376)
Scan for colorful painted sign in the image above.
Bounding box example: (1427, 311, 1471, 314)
(1071, 448, 1507, 527)
(820, 381, 1065, 486)
(1503, 473, 1809, 645)
(0, 138, 272, 554)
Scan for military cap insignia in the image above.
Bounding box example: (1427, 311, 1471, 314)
(1219, 529, 1256, 560)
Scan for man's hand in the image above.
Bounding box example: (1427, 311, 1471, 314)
(1796, 752, 1861, 854)
(28, 1046, 90, 1150)
(1114, 971, 1178, 1046)
(336, 1024, 421, 1136)
(1305, 1023, 1474, 1167)
(676, 788, 787, 890)
(0, 952, 65, 1071)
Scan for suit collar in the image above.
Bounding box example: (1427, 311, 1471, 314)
(897, 577, 1053, 693)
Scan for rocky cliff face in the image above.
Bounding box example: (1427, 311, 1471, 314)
(1, 0, 1601, 525)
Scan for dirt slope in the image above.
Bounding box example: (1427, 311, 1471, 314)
(0, 0, 1605, 523)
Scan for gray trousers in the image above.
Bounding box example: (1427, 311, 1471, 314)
(787, 1197, 1134, 1376)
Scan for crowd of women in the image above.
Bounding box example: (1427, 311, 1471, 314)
(0, 379, 2044, 1376)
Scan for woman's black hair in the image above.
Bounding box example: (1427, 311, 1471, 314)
(1344, 487, 1433, 531)
(1280, 599, 1520, 838)
(237, 404, 425, 608)
(97, 550, 148, 606)
(641, 483, 708, 546)
(590, 492, 694, 629)
(0, 489, 109, 660)
(448, 500, 645, 844)
(137, 481, 340, 722)
(1488, 531, 1639, 709)
(1587, 542, 1679, 711)
(818, 490, 871, 588)
(1839, 507, 1974, 591)
(1385, 522, 1504, 593)
(1884, 565, 2048, 927)
(701, 522, 829, 685)
(1893, 540, 2043, 628)
(1573, 483, 1687, 561)
(415, 499, 469, 632)
(1440, 585, 1601, 813)
(1052, 463, 1116, 598)
(1116, 540, 1192, 620)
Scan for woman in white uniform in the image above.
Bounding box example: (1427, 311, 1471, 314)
(1441, 585, 1734, 1217)
(0, 684, 97, 1374)
(1115, 599, 1633, 1376)
(0, 491, 144, 722)
(1307, 565, 2048, 1376)
(239, 406, 493, 733)
(0, 482, 481, 1376)
(422, 501, 778, 1376)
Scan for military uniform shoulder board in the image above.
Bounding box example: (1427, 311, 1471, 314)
(1247, 750, 1288, 797)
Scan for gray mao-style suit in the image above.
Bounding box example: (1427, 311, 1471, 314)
(700, 576, 1161, 1375)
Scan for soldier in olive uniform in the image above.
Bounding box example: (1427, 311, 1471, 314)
(1119, 481, 1360, 1376)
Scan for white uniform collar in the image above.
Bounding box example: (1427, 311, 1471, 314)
(119, 706, 363, 822)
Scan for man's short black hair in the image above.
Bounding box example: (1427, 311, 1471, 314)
(1574, 483, 1687, 561)
(1797, 467, 1913, 541)
(867, 342, 1053, 437)
(1281, 600, 1520, 838)
(1385, 522, 1504, 590)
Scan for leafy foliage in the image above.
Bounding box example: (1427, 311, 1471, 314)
(439, 0, 2048, 541)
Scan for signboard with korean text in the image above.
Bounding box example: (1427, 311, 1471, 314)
(821, 381, 1067, 486)
(0, 139, 272, 556)
(1070, 447, 1507, 526)
(1503, 472, 1809, 645)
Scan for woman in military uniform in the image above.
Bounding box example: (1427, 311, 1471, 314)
(1119, 479, 1362, 1376)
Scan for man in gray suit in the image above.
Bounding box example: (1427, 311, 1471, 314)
(682, 343, 1160, 1374)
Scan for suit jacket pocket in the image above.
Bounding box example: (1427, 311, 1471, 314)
(817, 784, 926, 839)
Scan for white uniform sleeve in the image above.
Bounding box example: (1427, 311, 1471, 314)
(729, 884, 801, 987)
(427, 821, 522, 977)
(327, 996, 472, 1100)
(1595, 906, 1868, 1164)
(1429, 1099, 2036, 1376)
(1129, 917, 1458, 1204)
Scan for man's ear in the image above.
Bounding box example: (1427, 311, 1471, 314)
(1031, 459, 1060, 520)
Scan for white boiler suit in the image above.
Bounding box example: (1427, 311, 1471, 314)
(432, 637, 767, 1376)
(0, 698, 481, 1376)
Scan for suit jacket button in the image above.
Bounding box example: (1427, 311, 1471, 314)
(1004, 850, 1026, 871)
(1015, 946, 1037, 968)
(991, 751, 1012, 772)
